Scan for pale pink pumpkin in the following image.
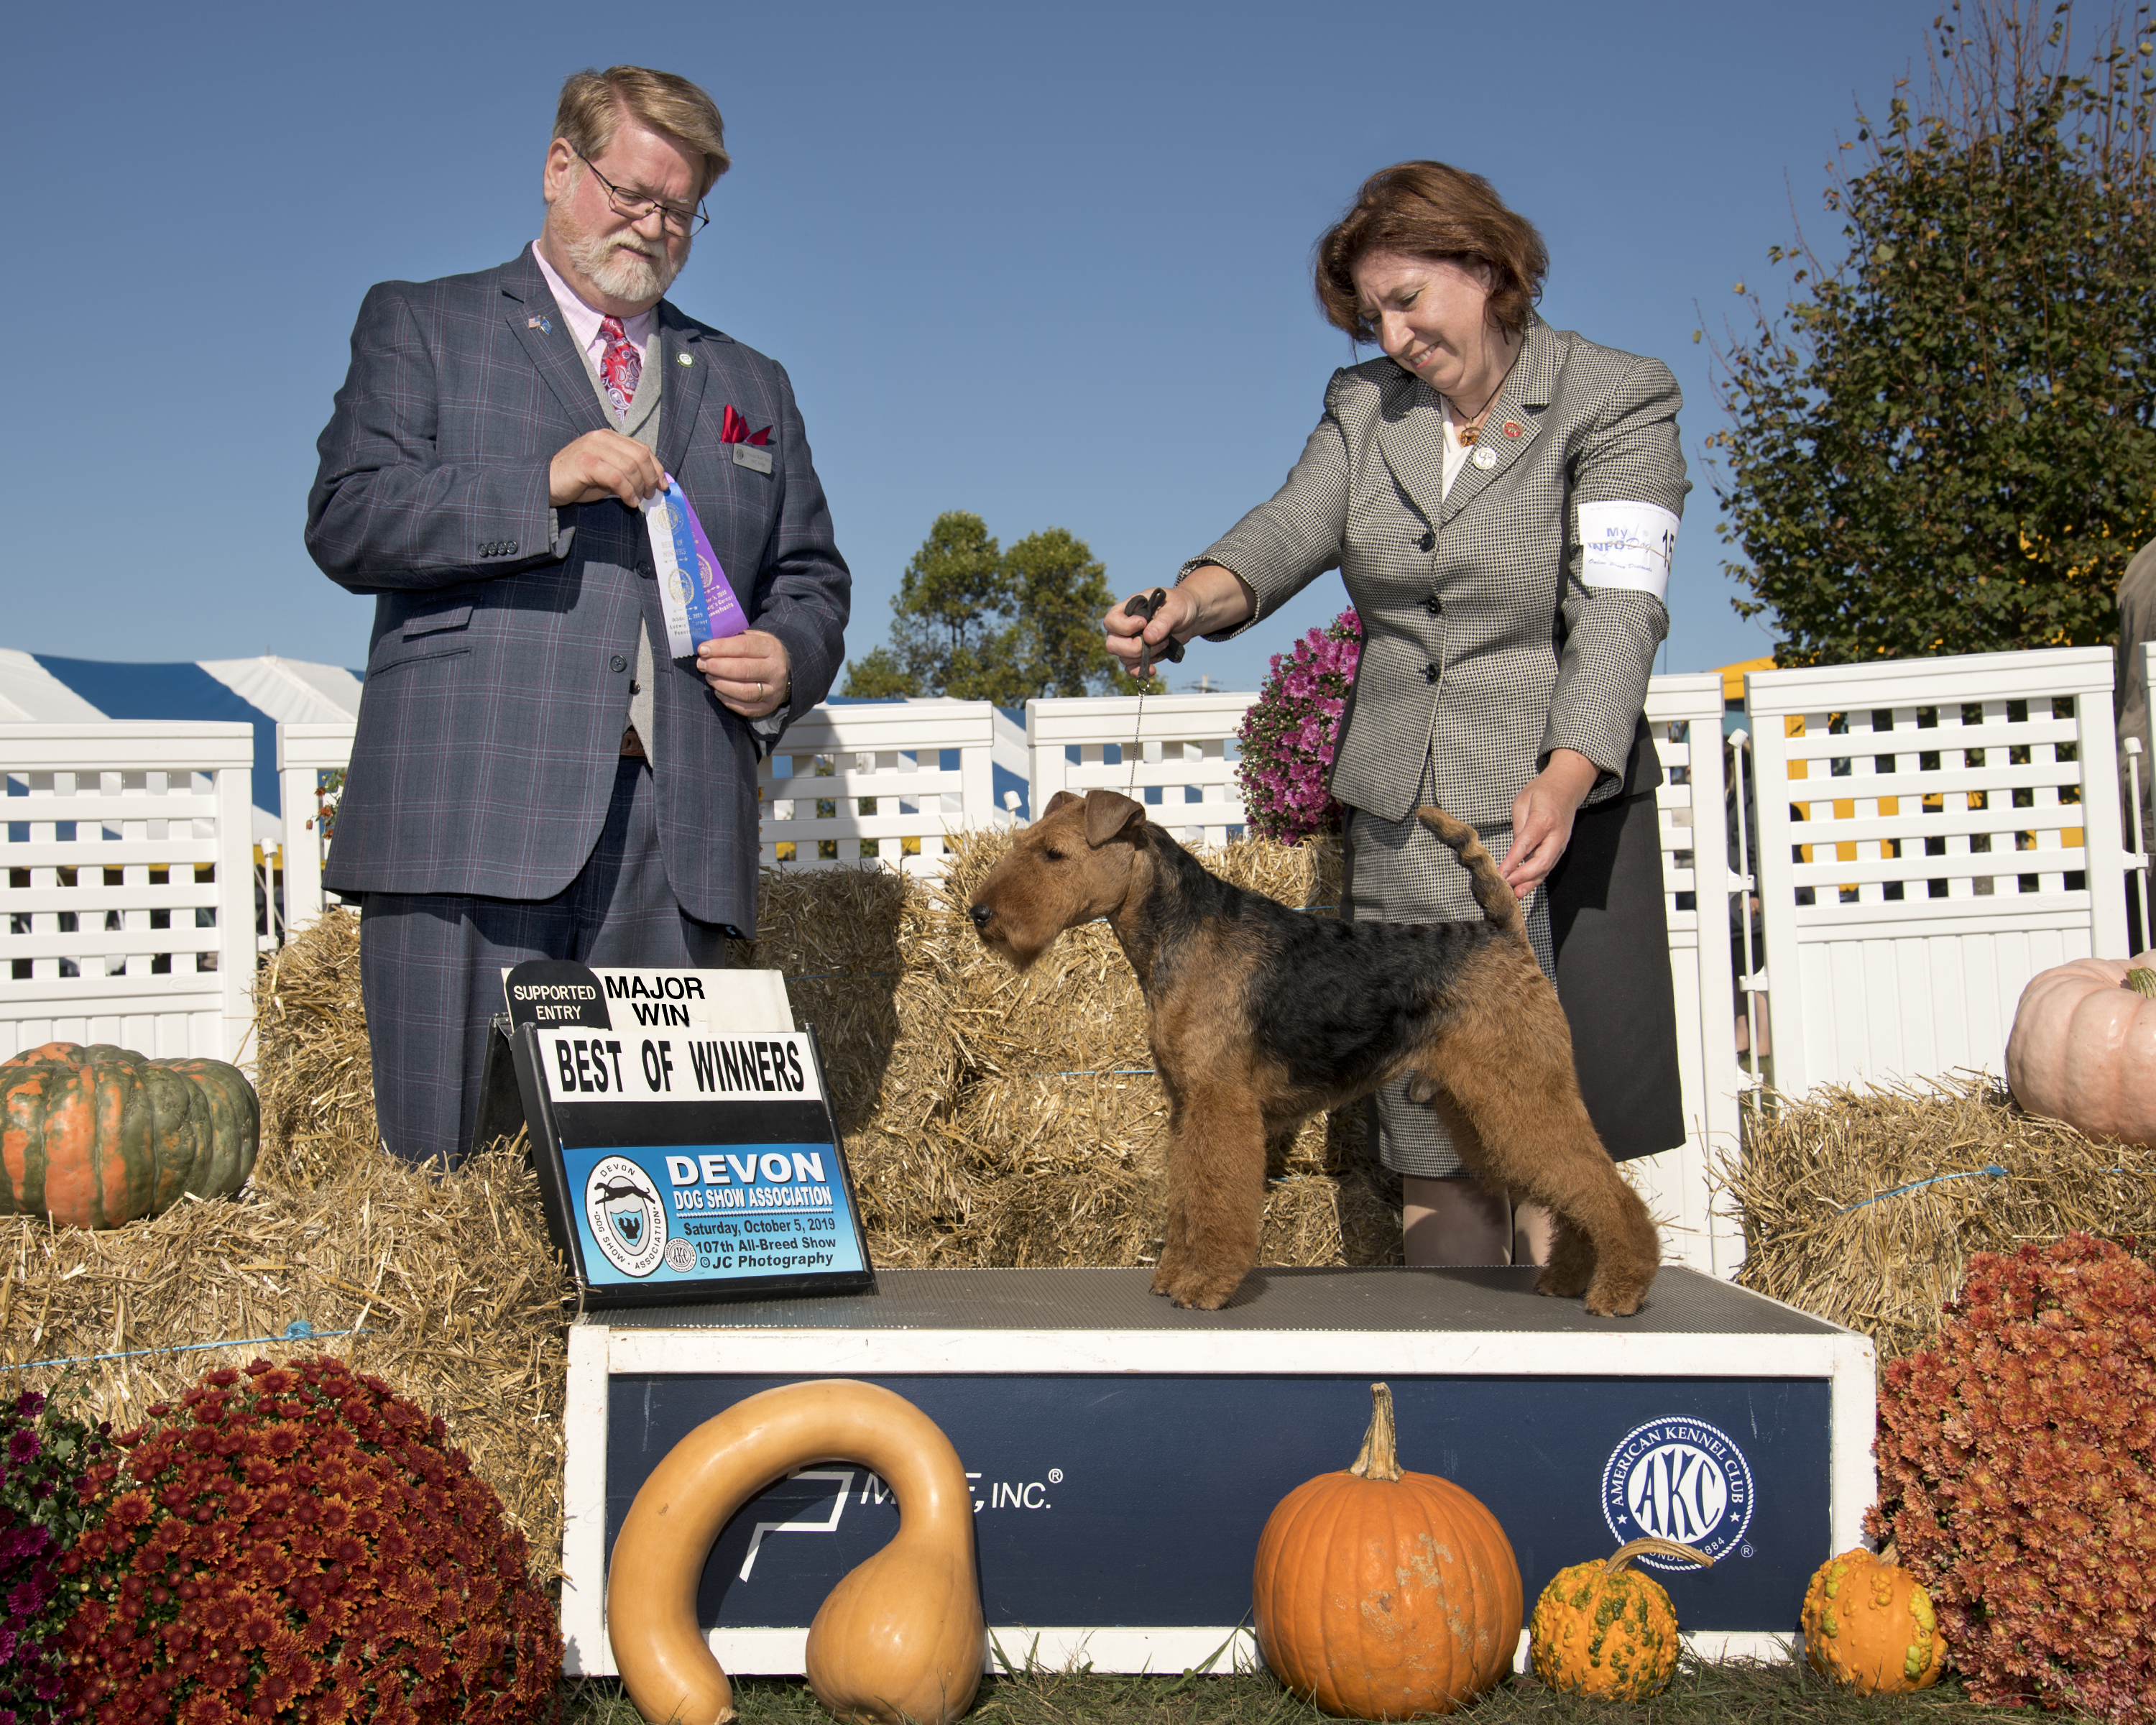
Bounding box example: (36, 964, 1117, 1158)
(2004, 951, 2156, 1144)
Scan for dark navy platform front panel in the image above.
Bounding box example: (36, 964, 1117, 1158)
(603, 1374, 1829, 1635)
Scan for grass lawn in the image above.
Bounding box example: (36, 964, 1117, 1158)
(554, 1657, 2047, 1724)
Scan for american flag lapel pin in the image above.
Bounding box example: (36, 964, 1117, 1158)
(528, 316, 552, 334)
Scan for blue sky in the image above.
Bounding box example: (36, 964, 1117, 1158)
(4, 0, 1941, 691)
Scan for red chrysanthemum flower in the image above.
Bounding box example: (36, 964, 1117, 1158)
(56, 1355, 559, 1724)
(1869, 1236, 2156, 1722)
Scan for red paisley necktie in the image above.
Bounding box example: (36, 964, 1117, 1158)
(599, 315, 640, 420)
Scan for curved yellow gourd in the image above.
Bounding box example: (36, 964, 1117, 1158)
(607, 1379, 985, 1725)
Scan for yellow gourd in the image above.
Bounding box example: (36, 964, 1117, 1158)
(1529, 1537, 1710, 1700)
(1801, 1547, 1945, 1694)
(607, 1379, 985, 1725)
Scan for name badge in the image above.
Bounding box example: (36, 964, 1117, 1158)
(732, 442, 774, 474)
(1577, 500, 1680, 599)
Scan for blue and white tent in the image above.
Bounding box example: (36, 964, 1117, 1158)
(0, 650, 363, 844)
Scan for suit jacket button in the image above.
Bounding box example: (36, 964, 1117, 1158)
(1424, 663, 1440, 685)
(610, 654, 628, 673)
(1416, 530, 1435, 552)
(1423, 594, 1443, 616)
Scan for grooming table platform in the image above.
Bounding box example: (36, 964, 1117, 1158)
(560, 1266, 1873, 1675)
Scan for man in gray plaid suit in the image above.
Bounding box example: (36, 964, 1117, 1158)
(305, 66, 849, 1166)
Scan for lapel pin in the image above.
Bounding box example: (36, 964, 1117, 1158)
(677, 351, 693, 367)
(1472, 446, 1498, 470)
(528, 316, 552, 334)
(1501, 420, 1524, 438)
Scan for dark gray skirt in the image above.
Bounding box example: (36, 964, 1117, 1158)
(1342, 731, 1685, 1177)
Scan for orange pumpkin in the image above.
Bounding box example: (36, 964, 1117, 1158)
(1800, 1547, 1945, 1694)
(1253, 1383, 1521, 1718)
(0, 1042, 257, 1228)
(2005, 953, 2156, 1144)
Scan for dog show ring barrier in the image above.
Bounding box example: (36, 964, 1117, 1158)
(1, 722, 258, 1062)
(559, 1266, 1876, 1678)
(1742, 646, 2129, 1096)
(1026, 692, 1258, 850)
(276, 719, 360, 938)
(758, 700, 1026, 874)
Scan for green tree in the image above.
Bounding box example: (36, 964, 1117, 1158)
(842, 510, 1156, 700)
(1707, 1, 2156, 666)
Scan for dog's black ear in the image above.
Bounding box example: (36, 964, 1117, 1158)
(1044, 790, 1083, 818)
(1082, 789, 1146, 847)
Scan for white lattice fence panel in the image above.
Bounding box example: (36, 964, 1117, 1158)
(757, 702, 1023, 874)
(1746, 647, 2127, 1096)
(277, 722, 357, 935)
(1028, 694, 1260, 847)
(1632, 674, 1745, 1277)
(3, 724, 257, 1062)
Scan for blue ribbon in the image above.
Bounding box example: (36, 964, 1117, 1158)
(1838, 1165, 2009, 1214)
(0, 1319, 369, 1374)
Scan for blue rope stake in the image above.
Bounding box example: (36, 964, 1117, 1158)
(1, 1318, 372, 1375)
(1838, 1164, 2009, 1215)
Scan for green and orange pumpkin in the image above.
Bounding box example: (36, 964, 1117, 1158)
(0, 1041, 257, 1228)
(1529, 1537, 1710, 1700)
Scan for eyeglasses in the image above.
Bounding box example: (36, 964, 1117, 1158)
(573, 147, 709, 235)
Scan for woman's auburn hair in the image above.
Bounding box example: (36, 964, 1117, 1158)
(555, 65, 731, 199)
(1315, 161, 1549, 342)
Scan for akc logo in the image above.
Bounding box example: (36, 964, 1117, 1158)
(1601, 1416, 1756, 1567)
(585, 1156, 666, 1278)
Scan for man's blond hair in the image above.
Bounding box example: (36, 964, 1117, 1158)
(554, 67, 729, 198)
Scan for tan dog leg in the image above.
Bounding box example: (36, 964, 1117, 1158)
(1153, 1082, 1266, 1310)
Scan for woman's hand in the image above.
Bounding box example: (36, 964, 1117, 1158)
(696, 630, 793, 719)
(1503, 748, 1600, 894)
(1102, 564, 1256, 674)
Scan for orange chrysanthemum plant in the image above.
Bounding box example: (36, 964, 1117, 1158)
(1868, 1235, 2156, 1723)
(55, 1356, 560, 1725)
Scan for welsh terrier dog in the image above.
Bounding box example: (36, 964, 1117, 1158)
(967, 788, 1660, 1315)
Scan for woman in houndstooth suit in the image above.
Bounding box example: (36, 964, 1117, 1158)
(1106, 162, 1689, 1268)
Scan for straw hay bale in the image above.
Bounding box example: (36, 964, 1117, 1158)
(1726, 1072, 2156, 1358)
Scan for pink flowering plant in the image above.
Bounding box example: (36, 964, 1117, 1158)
(1236, 609, 1363, 844)
(1, 1386, 110, 1724)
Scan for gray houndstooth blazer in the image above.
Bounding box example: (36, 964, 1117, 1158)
(1194, 318, 1687, 828)
(305, 249, 850, 932)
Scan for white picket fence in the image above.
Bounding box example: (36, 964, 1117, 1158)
(1, 723, 257, 1062)
(1742, 647, 2129, 1098)
(757, 700, 1026, 875)
(1029, 692, 1257, 847)
(1636, 675, 1746, 1276)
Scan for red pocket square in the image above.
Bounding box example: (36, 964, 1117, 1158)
(720, 404, 772, 447)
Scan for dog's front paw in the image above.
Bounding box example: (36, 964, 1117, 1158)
(1161, 1269, 1243, 1310)
(1581, 1268, 1652, 1317)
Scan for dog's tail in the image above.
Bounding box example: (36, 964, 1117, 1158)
(1414, 805, 1526, 939)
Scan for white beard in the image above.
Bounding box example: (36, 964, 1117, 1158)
(564, 225, 684, 302)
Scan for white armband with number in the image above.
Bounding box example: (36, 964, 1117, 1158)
(1577, 501, 1680, 600)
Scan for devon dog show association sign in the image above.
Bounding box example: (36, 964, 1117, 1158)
(505, 960, 873, 1308)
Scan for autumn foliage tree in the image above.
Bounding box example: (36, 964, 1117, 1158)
(842, 511, 1156, 702)
(1708, 1, 2156, 666)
